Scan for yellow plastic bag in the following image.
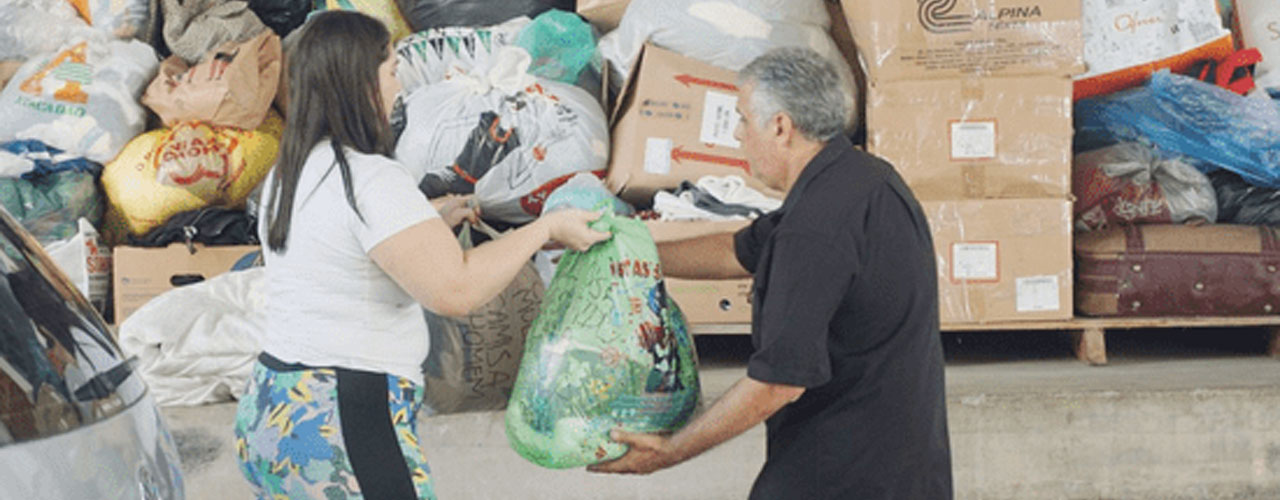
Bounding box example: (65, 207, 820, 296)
(315, 0, 413, 42)
(102, 112, 283, 240)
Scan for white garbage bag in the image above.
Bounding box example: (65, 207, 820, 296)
(395, 47, 609, 224)
(0, 38, 158, 163)
(394, 16, 530, 96)
(0, 0, 97, 63)
(598, 0, 853, 102)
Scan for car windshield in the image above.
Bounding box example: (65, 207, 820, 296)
(0, 209, 144, 447)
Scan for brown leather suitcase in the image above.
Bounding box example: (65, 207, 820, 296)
(1075, 224, 1280, 317)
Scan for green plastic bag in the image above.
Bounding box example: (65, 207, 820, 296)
(505, 212, 700, 469)
(0, 170, 102, 244)
(516, 9, 600, 85)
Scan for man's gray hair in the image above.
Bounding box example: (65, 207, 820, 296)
(738, 48, 852, 143)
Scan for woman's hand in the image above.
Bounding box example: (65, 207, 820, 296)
(542, 209, 611, 252)
(431, 195, 481, 228)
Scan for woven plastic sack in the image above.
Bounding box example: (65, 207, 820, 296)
(393, 17, 530, 96)
(395, 47, 609, 224)
(101, 111, 283, 238)
(314, 0, 413, 42)
(598, 0, 854, 104)
(1075, 70, 1280, 189)
(1073, 143, 1218, 231)
(0, 38, 158, 164)
(422, 220, 544, 415)
(506, 210, 700, 469)
(67, 0, 149, 38)
(395, 0, 572, 32)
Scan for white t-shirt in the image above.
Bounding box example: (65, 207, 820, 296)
(257, 140, 439, 384)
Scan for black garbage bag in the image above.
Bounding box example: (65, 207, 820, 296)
(395, 0, 574, 32)
(247, 0, 310, 37)
(126, 206, 259, 248)
(1210, 170, 1280, 226)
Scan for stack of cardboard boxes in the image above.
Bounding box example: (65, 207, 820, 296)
(843, 0, 1083, 324)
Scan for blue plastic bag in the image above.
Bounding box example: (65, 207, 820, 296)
(1075, 70, 1280, 188)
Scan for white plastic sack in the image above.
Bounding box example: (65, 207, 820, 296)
(394, 16, 530, 96)
(1235, 0, 1280, 90)
(43, 218, 111, 314)
(598, 0, 854, 100)
(0, 0, 97, 63)
(395, 47, 609, 224)
(118, 267, 266, 407)
(0, 38, 158, 163)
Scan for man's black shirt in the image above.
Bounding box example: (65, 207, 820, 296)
(734, 136, 953, 499)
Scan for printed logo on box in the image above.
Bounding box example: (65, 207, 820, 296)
(917, 0, 1044, 34)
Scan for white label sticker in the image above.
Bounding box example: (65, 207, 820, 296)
(643, 137, 673, 175)
(951, 121, 996, 160)
(952, 243, 998, 281)
(700, 91, 742, 148)
(1016, 275, 1061, 312)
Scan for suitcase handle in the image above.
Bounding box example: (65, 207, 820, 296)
(1125, 225, 1280, 256)
(1261, 226, 1280, 256)
(1122, 225, 1146, 258)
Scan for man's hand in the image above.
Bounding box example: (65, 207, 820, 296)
(588, 430, 679, 475)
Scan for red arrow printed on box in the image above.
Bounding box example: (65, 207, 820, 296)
(674, 74, 739, 92)
(671, 146, 750, 174)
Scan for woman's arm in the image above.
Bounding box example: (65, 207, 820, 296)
(369, 209, 607, 317)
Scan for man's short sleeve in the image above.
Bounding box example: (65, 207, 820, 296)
(748, 230, 858, 388)
(734, 212, 781, 274)
(350, 159, 440, 252)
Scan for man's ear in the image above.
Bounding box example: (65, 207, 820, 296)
(773, 113, 794, 145)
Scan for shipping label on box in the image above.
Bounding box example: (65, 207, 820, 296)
(113, 244, 260, 324)
(923, 198, 1073, 324)
(841, 0, 1084, 83)
(868, 76, 1072, 200)
(607, 44, 782, 205)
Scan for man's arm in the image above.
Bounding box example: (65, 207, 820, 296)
(657, 233, 752, 280)
(588, 377, 803, 474)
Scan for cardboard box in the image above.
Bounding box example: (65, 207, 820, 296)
(867, 76, 1072, 200)
(840, 0, 1084, 83)
(577, 0, 630, 34)
(922, 198, 1073, 324)
(607, 44, 781, 205)
(645, 219, 753, 325)
(113, 244, 261, 324)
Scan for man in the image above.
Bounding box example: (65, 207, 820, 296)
(588, 48, 953, 499)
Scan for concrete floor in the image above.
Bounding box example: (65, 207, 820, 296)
(162, 328, 1280, 499)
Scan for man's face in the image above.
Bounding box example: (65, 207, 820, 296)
(734, 82, 785, 190)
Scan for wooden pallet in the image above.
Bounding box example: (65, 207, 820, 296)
(690, 316, 1280, 366)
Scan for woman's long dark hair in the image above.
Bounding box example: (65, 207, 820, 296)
(266, 10, 394, 252)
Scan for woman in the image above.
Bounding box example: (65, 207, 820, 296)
(233, 11, 608, 499)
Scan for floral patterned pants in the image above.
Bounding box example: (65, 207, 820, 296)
(234, 353, 437, 499)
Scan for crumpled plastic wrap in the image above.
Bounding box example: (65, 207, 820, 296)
(1075, 70, 1280, 189)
